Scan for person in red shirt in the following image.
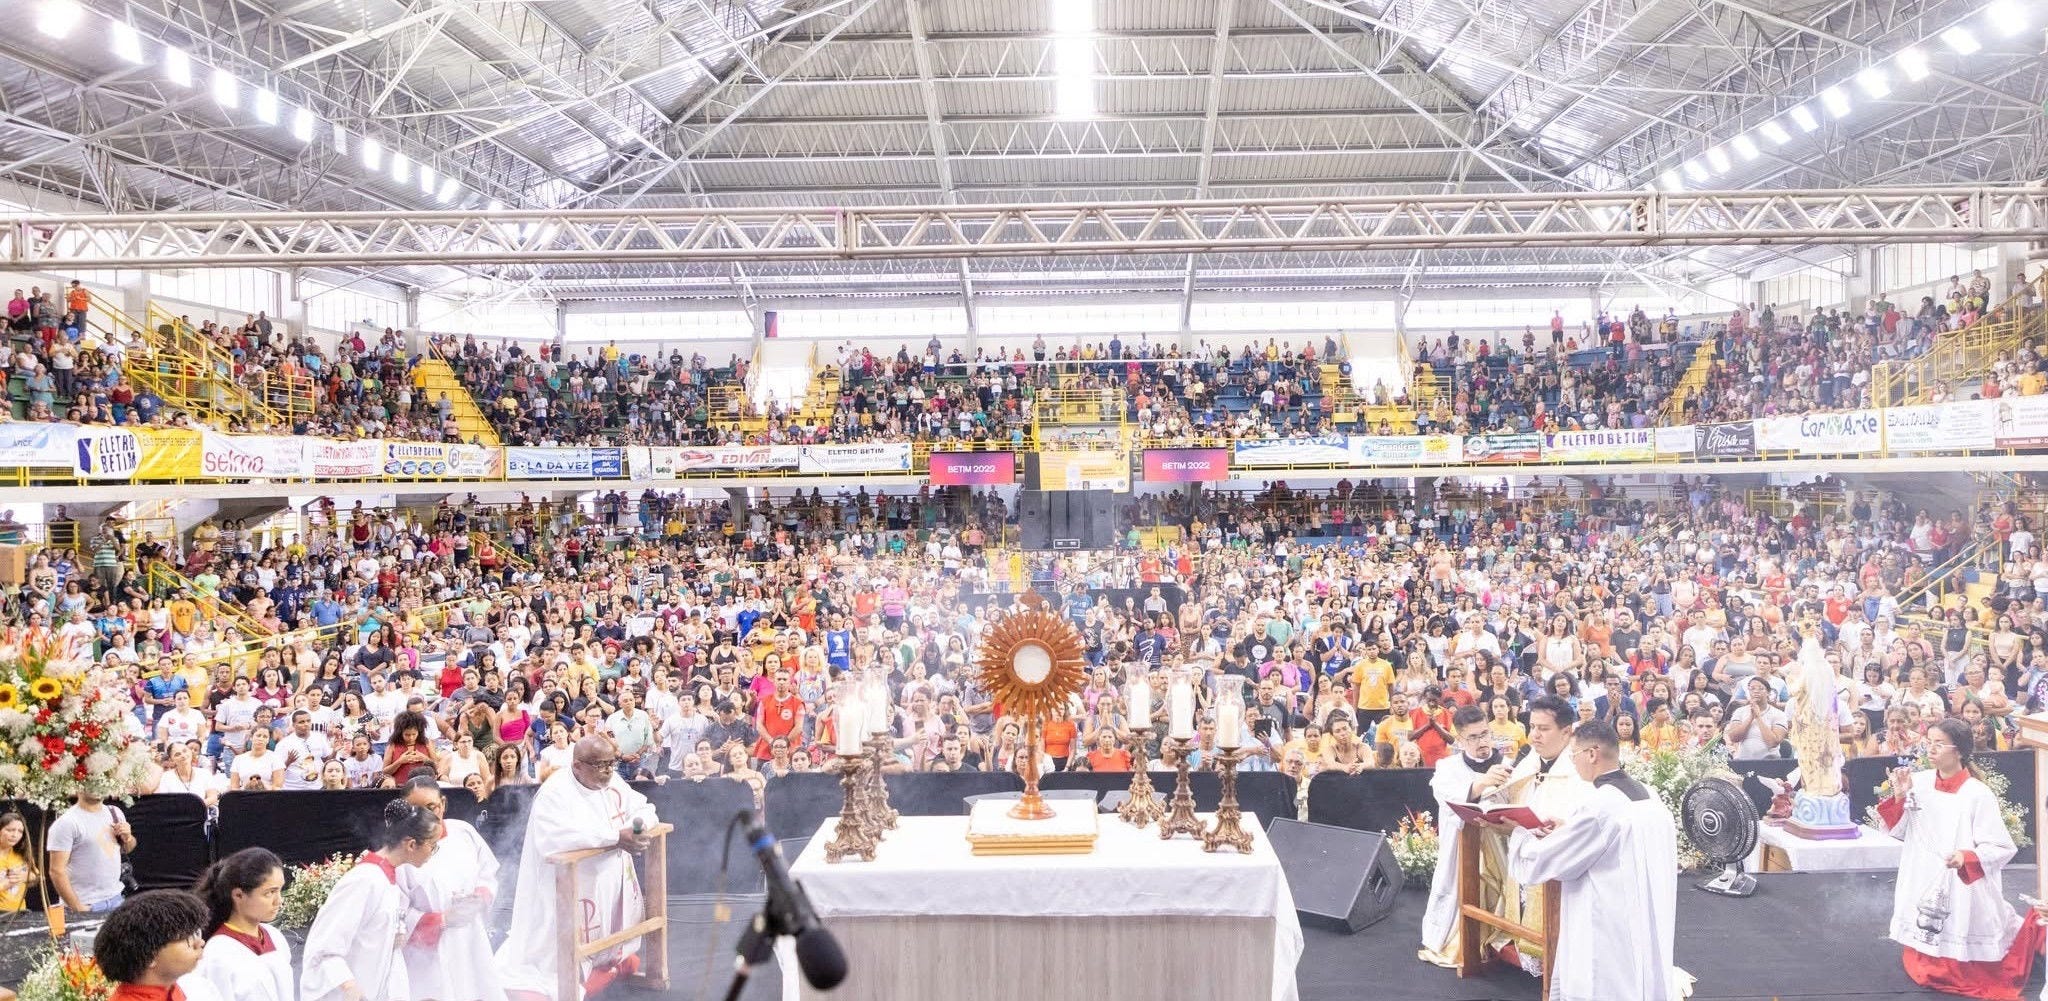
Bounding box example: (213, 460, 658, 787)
(753, 670, 806, 761)
(1081, 728, 1132, 772)
(93, 890, 210, 1001)
(1408, 685, 1457, 766)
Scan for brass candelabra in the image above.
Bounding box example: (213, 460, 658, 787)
(1116, 727, 1165, 827)
(1202, 747, 1254, 854)
(825, 754, 878, 863)
(1158, 736, 1205, 840)
(865, 733, 900, 832)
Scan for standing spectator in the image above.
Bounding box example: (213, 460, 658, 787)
(48, 789, 136, 914)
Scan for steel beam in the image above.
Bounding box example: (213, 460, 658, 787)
(7, 187, 2045, 269)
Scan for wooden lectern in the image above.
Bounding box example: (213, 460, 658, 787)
(2009, 713, 2048, 909)
(1454, 825, 1560, 1000)
(549, 823, 675, 1001)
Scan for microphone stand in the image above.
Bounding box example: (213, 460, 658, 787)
(722, 884, 797, 1001)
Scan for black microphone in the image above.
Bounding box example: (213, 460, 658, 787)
(740, 811, 847, 990)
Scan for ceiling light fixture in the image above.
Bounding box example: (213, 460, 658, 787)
(1731, 134, 1760, 161)
(436, 179, 460, 204)
(111, 22, 146, 64)
(1789, 104, 1821, 132)
(1985, 0, 2027, 36)
(211, 67, 239, 109)
(1050, 0, 1095, 121)
(1855, 67, 1891, 98)
(1896, 46, 1932, 81)
(1941, 26, 1981, 53)
(35, 0, 82, 38)
(1759, 120, 1791, 145)
(1705, 147, 1732, 174)
(418, 165, 436, 196)
(1660, 169, 1684, 192)
(390, 152, 411, 184)
(331, 122, 348, 154)
(1820, 86, 1852, 118)
(253, 87, 278, 125)
(290, 107, 315, 143)
(1683, 161, 1709, 183)
(164, 46, 192, 87)
(361, 137, 383, 171)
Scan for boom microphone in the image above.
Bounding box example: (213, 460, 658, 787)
(738, 810, 846, 990)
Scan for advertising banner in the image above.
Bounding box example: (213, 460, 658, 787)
(1693, 421, 1756, 458)
(1885, 400, 1996, 452)
(1232, 435, 1351, 467)
(200, 433, 308, 479)
(1754, 409, 1884, 455)
(1655, 425, 1696, 457)
(382, 442, 503, 479)
(74, 428, 139, 480)
(1347, 435, 1465, 465)
(1993, 395, 2048, 449)
(797, 443, 914, 475)
(505, 447, 625, 480)
(928, 451, 1016, 486)
(308, 439, 382, 479)
(648, 445, 802, 475)
(1543, 428, 1655, 462)
(1463, 432, 1543, 463)
(133, 428, 203, 480)
(0, 423, 76, 468)
(1141, 448, 1231, 483)
(1037, 449, 1130, 492)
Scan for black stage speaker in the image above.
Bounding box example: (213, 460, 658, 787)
(1017, 489, 1051, 550)
(1017, 489, 1116, 551)
(1265, 817, 1405, 933)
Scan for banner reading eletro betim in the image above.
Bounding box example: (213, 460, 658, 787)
(928, 451, 1016, 486)
(1141, 447, 1230, 482)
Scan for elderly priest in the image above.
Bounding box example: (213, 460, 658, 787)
(498, 736, 660, 1001)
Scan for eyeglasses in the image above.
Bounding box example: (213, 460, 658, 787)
(581, 758, 618, 772)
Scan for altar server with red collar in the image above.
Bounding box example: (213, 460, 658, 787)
(402, 777, 507, 1001)
(302, 801, 443, 1001)
(1502, 719, 1677, 1001)
(196, 848, 296, 1001)
(1876, 717, 2044, 1001)
(93, 890, 224, 1001)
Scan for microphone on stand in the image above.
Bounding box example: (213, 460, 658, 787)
(724, 811, 846, 1001)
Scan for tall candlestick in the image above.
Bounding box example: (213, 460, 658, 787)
(1215, 700, 1242, 749)
(1127, 677, 1151, 724)
(835, 696, 867, 755)
(1168, 677, 1195, 740)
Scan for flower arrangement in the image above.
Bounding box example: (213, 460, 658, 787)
(0, 642, 153, 808)
(1624, 743, 1734, 872)
(1863, 755, 2031, 849)
(279, 853, 358, 930)
(1389, 810, 1440, 884)
(17, 947, 112, 1001)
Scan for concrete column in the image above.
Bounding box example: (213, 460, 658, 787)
(1996, 242, 2036, 298)
(1843, 247, 1876, 309)
(119, 275, 150, 326)
(554, 302, 569, 355)
(725, 487, 751, 528)
(404, 288, 421, 331)
(284, 270, 310, 337)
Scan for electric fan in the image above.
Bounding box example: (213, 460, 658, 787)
(1681, 776, 1759, 897)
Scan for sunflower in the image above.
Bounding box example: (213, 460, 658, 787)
(27, 677, 63, 703)
(0, 685, 17, 710)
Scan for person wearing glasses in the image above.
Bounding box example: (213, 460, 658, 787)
(498, 736, 659, 1001)
(1875, 718, 2044, 999)
(1418, 705, 1515, 970)
(93, 890, 216, 1001)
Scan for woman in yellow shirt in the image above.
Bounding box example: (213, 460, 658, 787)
(0, 812, 35, 911)
(1487, 696, 1527, 756)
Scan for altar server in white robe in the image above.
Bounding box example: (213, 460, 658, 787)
(498, 736, 660, 1001)
(1876, 717, 2043, 1001)
(1420, 705, 1517, 967)
(402, 777, 506, 1001)
(302, 801, 443, 1001)
(1488, 695, 1591, 976)
(1502, 720, 1676, 1001)
(196, 848, 296, 1001)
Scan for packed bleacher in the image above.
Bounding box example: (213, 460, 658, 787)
(6, 472, 2045, 823)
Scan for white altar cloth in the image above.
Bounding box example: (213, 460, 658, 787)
(780, 811, 1303, 1001)
(1747, 822, 1904, 873)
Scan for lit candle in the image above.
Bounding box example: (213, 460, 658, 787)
(863, 675, 890, 734)
(835, 695, 867, 755)
(1127, 677, 1151, 726)
(1168, 676, 1195, 740)
(1215, 700, 1242, 749)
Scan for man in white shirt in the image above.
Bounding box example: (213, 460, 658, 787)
(661, 693, 711, 774)
(363, 672, 407, 744)
(274, 709, 334, 790)
(603, 688, 656, 780)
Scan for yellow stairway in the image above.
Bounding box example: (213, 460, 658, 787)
(88, 296, 305, 428)
(414, 356, 501, 445)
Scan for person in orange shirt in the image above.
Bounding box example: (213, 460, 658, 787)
(1042, 709, 1080, 770)
(1639, 698, 1683, 754)
(1081, 728, 1132, 772)
(65, 280, 89, 318)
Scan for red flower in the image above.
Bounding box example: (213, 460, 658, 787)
(83, 724, 101, 740)
(71, 765, 86, 780)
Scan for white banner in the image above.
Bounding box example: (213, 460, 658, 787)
(72, 428, 139, 480)
(1885, 400, 1996, 452)
(797, 443, 913, 474)
(1233, 435, 1352, 467)
(200, 433, 308, 479)
(1543, 428, 1656, 462)
(0, 423, 76, 467)
(505, 447, 625, 480)
(1754, 409, 1884, 455)
(1654, 425, 1695, 456)
(308, 439, 382, 478)
(1347, 435, 1464, 465)
(1993, 395, 2048, 448)
(647, 445, 801, 476)
(382, 441, 504, 479)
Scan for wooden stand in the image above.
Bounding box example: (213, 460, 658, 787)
(1158, 737, 1205, 840)
(1202, 748, 1253, 853)
(1454, 825, 1559, 1000)
(2011, 713, 2048, 913)
(549, 822, 673, 1001)
(1010, 713, 1054, 820)
(1115, 727, 1165, 827)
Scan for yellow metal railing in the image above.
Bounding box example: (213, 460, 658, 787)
(140, 303, 301, 427)
(1895, 534, 2003, 614)
(1663, 339, 1717, 424)
(1869, 273, 2048, 407)
(417, 346, 501, 445)
(146, 562, 273, 636)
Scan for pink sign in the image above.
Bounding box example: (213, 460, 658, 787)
(1142, 447, 1230, 482)
(928, 451, 1016, 486)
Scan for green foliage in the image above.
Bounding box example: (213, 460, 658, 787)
(278, 853, 358, 930)
(1389, 810, 1440, 884)
(1623, 744, 1735, 872)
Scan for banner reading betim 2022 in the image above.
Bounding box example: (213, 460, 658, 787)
(928, 451, 1017, 486)
(1142, 447, 1231, 483)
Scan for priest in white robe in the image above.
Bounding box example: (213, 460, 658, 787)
(1876, 717, 2044, 1001)
(1419, 705, 1517, 968)
(1489, 694, 1590, 976)
(498, 736, 660, 1001)
(1501, 719, 1676, 1001)
(403, 778, 507, 1001)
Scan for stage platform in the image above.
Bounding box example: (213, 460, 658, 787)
(664, 869, 2044, 1001)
